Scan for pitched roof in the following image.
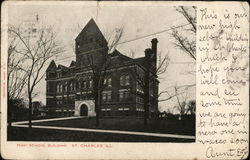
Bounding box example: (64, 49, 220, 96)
(46, 60, 57, 72)
(75, 18, 107, 44)
(134, 57, 146, 68)
(69, 61, 76, 67)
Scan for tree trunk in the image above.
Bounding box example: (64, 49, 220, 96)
(94, 77, 100, 127)
(28, 93, 32, 128)
(95, 99, 99, 127)
(7, 94, 12, 127)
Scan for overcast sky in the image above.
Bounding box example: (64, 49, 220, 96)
(8, 2, 196, 112)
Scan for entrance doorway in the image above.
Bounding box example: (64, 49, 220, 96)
(80, 104, 88, 116)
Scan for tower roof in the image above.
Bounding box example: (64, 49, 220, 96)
(75, 18, 107, 44)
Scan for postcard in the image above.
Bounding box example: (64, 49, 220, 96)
(1, 1, 249, 159)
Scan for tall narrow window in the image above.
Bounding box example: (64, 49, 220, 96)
(107, 78, 112, 87)
(107, 92, 111, 101)
(105, 77, 112, 87)
(89, 80, 92, 88)
(119, 91, 124, 101)
(125, 75, 130, 86)
(78, 81, 81, 89)
(64, 82, 68, 92)
(120, 76, 124, 86)
(83, 81, 87, 88)
(57, 84, 60, 93)
(70, 83, 73, 91)
(102, 93, 107, 102)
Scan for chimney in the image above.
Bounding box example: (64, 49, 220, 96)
(151, 38, 158, 66)
(151, 38, 158, 54)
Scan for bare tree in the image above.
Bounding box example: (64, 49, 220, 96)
(129, 49, 170, 127)
(171, 6, 196, 60)
(8, 25, 64, 128)
(7, 26, 28, 126)
(7, 27, 28, 100)
(186, 99, 196, 115)
(83, 27, 124, 127)
(173, 85, 196, 117)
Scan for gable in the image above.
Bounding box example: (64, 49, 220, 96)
(46, 60, 57, 72)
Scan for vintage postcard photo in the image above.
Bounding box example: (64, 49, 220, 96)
(1, 1, 249, 159)
(5, 3, 196, 142)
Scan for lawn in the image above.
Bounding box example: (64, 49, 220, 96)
(20, 117, 195, 136)
(7, 126, 194, 142)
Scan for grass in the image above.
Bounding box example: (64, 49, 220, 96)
(20, 117, 195, 136)
(7, 126, 194, 142)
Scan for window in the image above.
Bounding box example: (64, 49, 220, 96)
(120, 75, 130, 86)
(102, 93, 107, 102)
(118, 108, 130, 117)
(70, 83, 73, 91)
(102, 110, 106, 116)
(107, 92, 111, 101)
(102, 109, 111, 117)
(125, 75, 130, 85)
(119, 91, 124, 101)
(57, 83, 62, 93)
(60, 84, 62, 92)
(89, 80, 92, 88)
(104, 77, 112, 87)
(119, 90, 130, 101)
(82, 81, 87, 88)
(73, 83, 76, 90)
(102, 91, 112, 102)
(57, 85, 59, 93)
(56, 97, 62, 105)
(107, 78, 112, 87)
(76, 42, 80, 49)
(68, 96, 74, 104)
(62, 97, 67, 104)
(64, 82, 68, 92)
(137, 97, 144, 103)
(78, 81, 81, 89)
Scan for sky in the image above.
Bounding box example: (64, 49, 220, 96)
(8, 2, 196, 113)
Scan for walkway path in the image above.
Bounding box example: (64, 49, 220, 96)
(12, 117, 195, 140)
(12, 116, 81, 125)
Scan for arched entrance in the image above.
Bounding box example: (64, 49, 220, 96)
(75, 100, 95, 117)
(80, 104, 88, 116)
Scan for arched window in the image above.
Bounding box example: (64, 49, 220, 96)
(78, 79, 82, 89)
(104, 77, 112, 87)
(125, 75, 130, 85)
(89, 80, 93, 88)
